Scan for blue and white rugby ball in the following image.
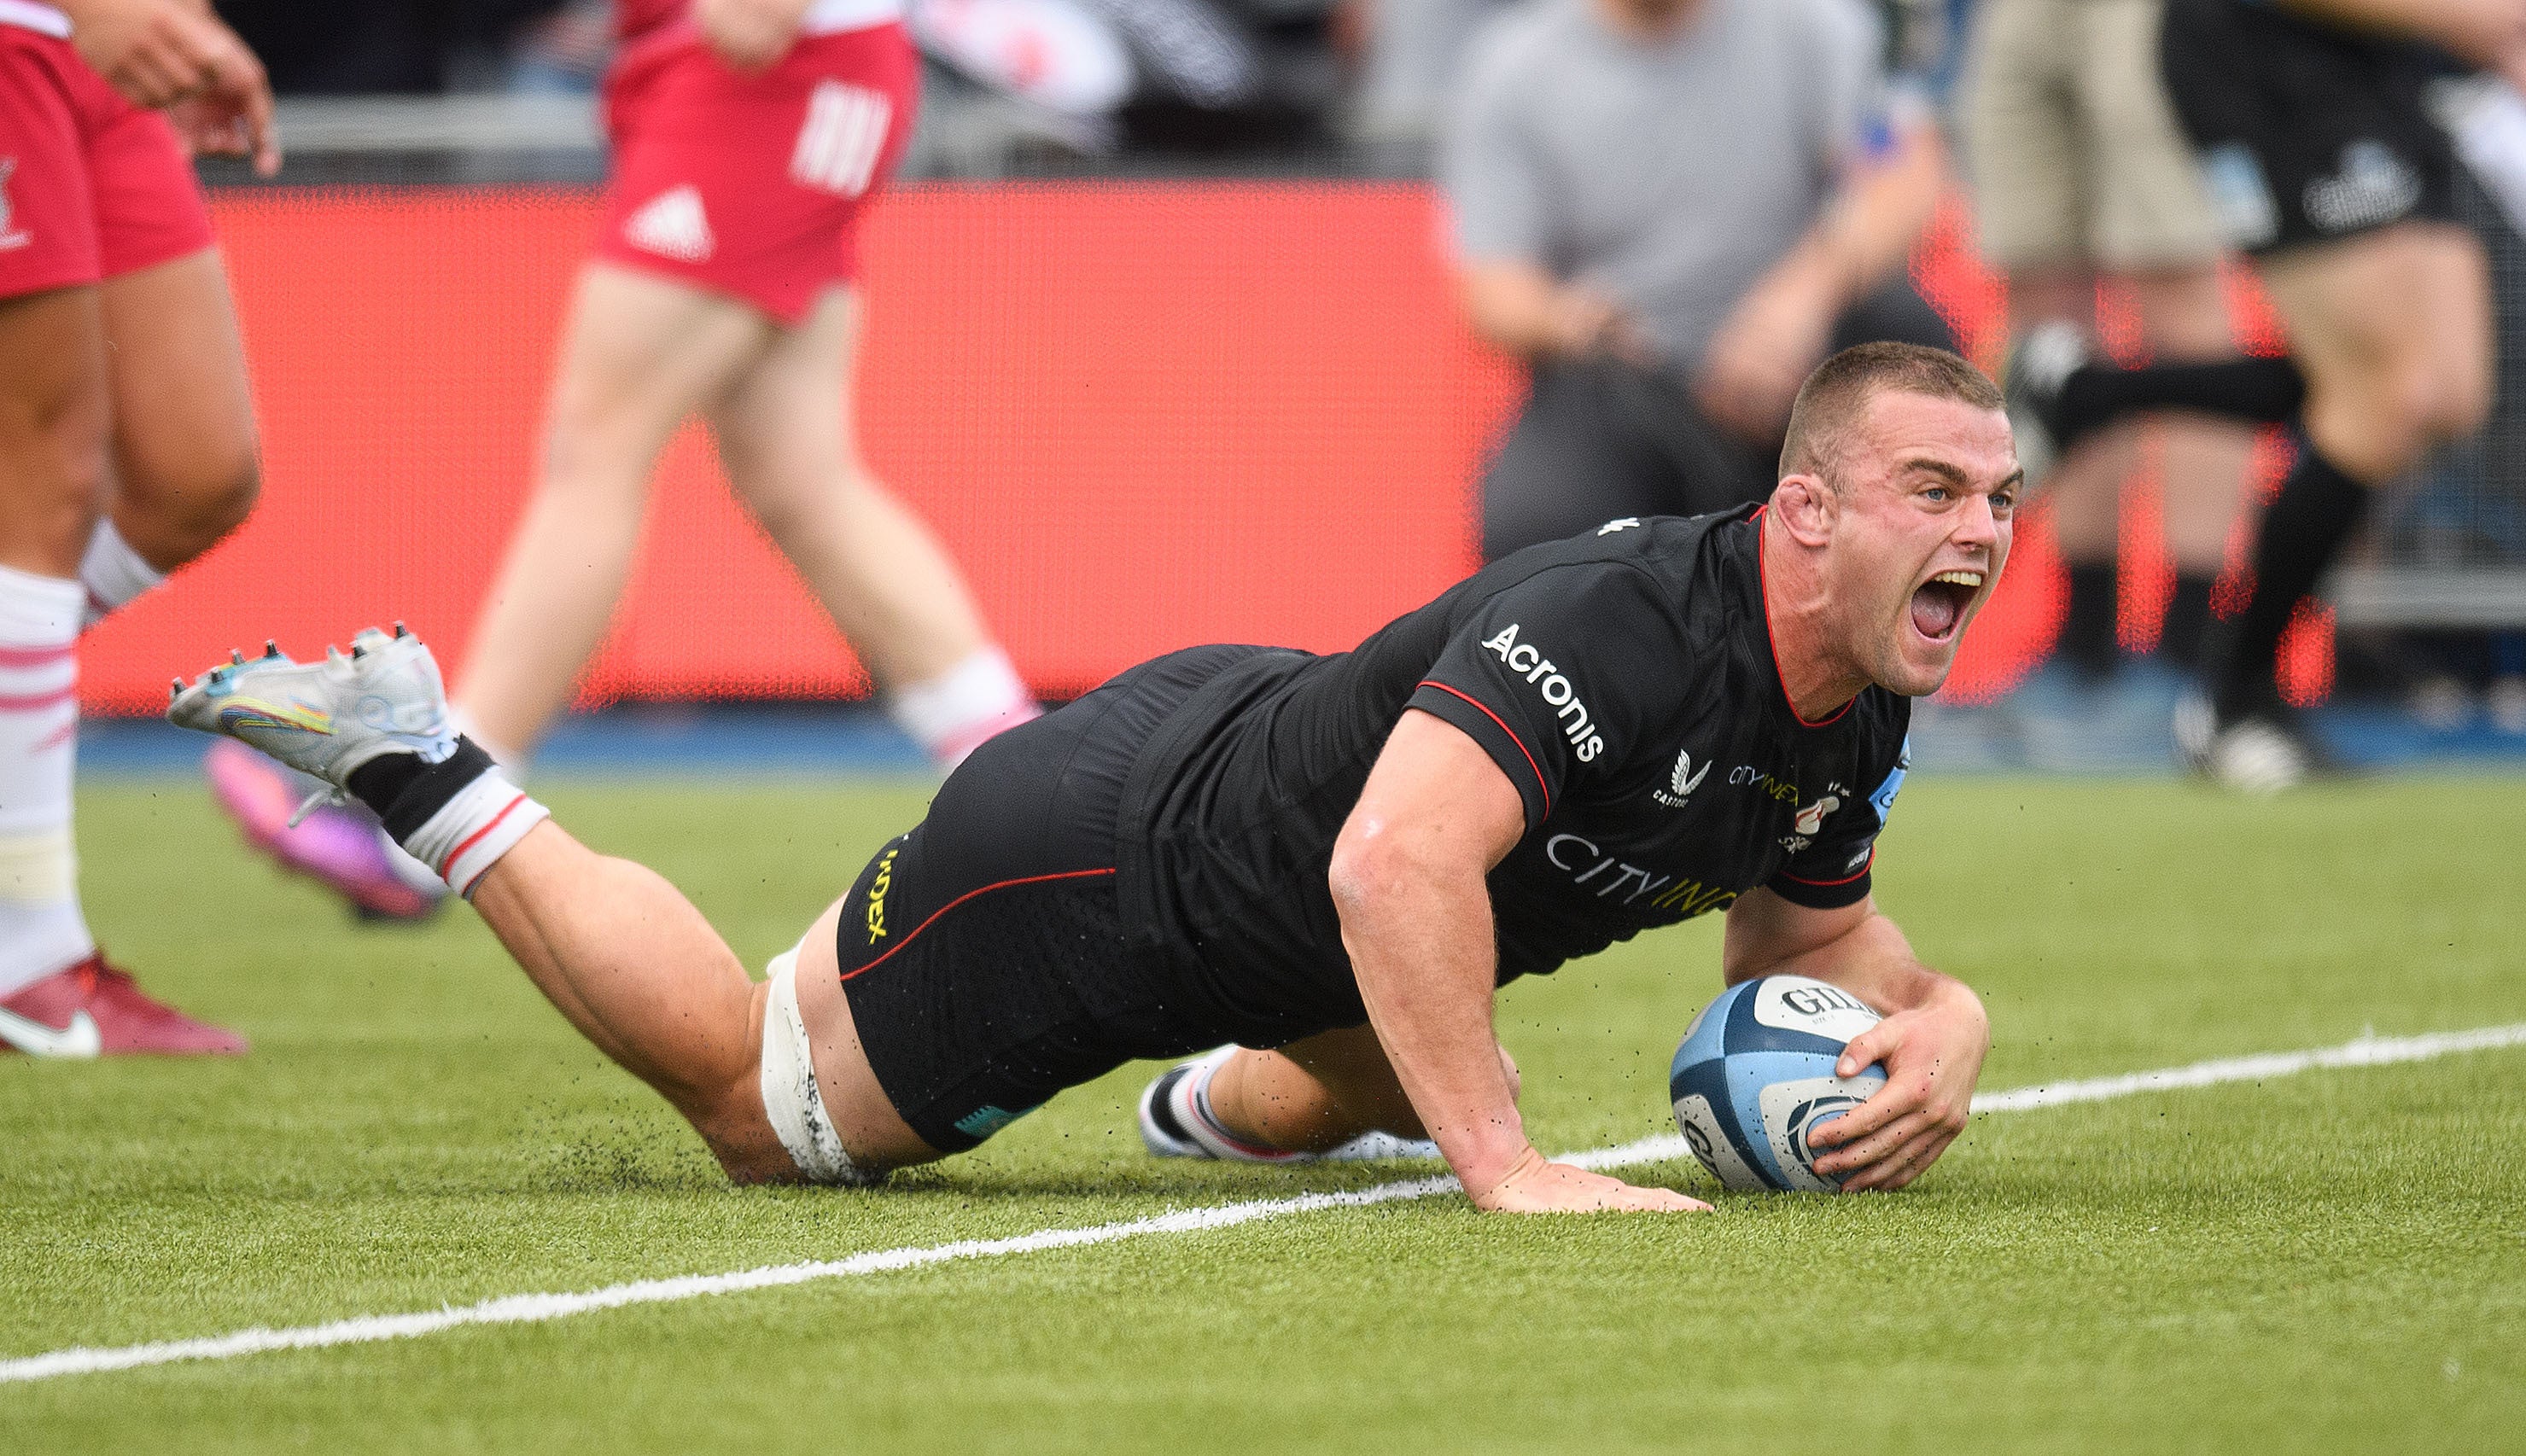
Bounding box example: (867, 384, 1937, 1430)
(1669, 975, 1887, 1192)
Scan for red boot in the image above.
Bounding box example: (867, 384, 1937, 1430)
(0, 955, 248, 1057)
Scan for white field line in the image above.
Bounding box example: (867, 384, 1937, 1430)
(6, 1021, 2523, 1386)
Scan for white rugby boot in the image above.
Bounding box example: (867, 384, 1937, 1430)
(167, 625, 458, 803)
(1136, 1045, 1438, 1163)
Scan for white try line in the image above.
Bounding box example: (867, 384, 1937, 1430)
(7, 1020, 2523, 1386)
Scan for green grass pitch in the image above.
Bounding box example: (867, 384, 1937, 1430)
(3, 774, 2523, 1453)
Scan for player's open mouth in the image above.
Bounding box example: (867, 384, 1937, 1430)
(1909, 569, 1982, 644)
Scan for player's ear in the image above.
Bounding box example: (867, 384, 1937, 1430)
(1772, 474, 1836, 545)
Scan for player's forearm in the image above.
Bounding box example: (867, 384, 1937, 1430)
(1726, 906, 1963, 1018)
(1331, 853, 1530, 1191)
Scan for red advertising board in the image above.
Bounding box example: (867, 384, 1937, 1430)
(81, 183, 2243, 715)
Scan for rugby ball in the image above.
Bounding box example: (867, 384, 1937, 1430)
(1669, 976, 1887, 1192)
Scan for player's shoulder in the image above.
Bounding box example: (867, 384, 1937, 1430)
(1455, 511, 1755, 667)
(1471, 512, 1730, 612)
(1491, 508, 1749, 576)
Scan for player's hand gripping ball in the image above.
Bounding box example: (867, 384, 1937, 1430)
(1670, 976, 1887, 1192)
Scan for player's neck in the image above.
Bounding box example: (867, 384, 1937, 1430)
(1757, 516, 1865, 725)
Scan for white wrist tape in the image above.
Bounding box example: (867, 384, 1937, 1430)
(399, 769, 550, 899)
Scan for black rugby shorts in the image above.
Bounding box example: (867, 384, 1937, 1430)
(2159, 0, 2459, 256)
(835, 644, 1271, 1152)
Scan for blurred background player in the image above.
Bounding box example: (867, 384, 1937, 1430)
(208, 0, 1041, 917)
(0, 0, 274, 1054)
(2012, 0, 2516, 788)
(1961, 0, 2253, 693)
(1442, 0, 1956, 562)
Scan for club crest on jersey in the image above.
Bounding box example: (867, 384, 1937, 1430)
(1792, 794, 1841, 837)
(1653, 748, 1710, 808)
(0, 160, 29, 252)
(1481, 621, 1603, 762)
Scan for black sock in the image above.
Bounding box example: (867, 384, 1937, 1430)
(345, 738, 497, 841)
(2057, 357, 2307, 444)
(2058, 560, 2120, 681)
(2210, 443, 2371, 721)
(2161, 570, 2219, 672)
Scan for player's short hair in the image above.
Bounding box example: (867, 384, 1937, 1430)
(1777, 341, 2004, 488)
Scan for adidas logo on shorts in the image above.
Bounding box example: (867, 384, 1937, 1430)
(622, 184, 715, 263)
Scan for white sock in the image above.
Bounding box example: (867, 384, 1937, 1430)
(77, 520, 164, 632)
(399, 768, 550, 899)
(887, 646, 1040, 769)
(0, 566, 91, 997)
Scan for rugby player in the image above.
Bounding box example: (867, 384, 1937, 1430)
(2010, 0, 2520, 789)
(172, 343, 2005, 1210)
(206, 0, 1039, 919)
(0, 0, 272, 1054)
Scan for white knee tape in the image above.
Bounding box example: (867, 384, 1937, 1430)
(760, 946, 880, 1187)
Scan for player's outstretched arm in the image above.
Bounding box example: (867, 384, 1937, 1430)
(1721, 889, 1987, 1191)
(1331, 710, 1708, 1214)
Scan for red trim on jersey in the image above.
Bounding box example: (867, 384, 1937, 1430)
(839, 867, 1118, 983)
(1752, 505, 1853, 730)
(0, 644, 73, 667)
(1415, 680, 1550, 818)
(1774, 847, 1875, 887)
(438, 794, 528, 877)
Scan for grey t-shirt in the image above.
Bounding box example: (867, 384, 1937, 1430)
(1442, 0, 1883, 370)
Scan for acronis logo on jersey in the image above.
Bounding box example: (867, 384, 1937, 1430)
(1481, 621, 1604, 762)
(1869, 736, 1911, 824)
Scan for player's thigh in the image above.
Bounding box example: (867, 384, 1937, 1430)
(545, 263, 772, 475)
(708, 284, 860, 500)
(1959, 0, 2082, 274)
(96, 248, 259, 549)
(0, 285, 111, 574)
(790, 892, 945, 1169)
(2260, 221, 2490, 439)
(2079, 0, 2226, 276)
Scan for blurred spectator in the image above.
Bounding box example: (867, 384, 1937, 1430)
(1962, 0, 2252, 686)
(1443, 0, 1954, 561)
(1347, 0, 1507, 165)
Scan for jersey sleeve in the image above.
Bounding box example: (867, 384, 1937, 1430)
(1404, 562, 1675, 831)
(1767, 732, 1908, 910)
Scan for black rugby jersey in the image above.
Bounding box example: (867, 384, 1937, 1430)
(1117, 506, 1911, 1040)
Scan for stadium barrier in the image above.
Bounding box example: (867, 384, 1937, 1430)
(81, 183, 2287, 714)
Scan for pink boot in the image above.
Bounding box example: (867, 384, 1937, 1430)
(202, 739, 442, 921)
